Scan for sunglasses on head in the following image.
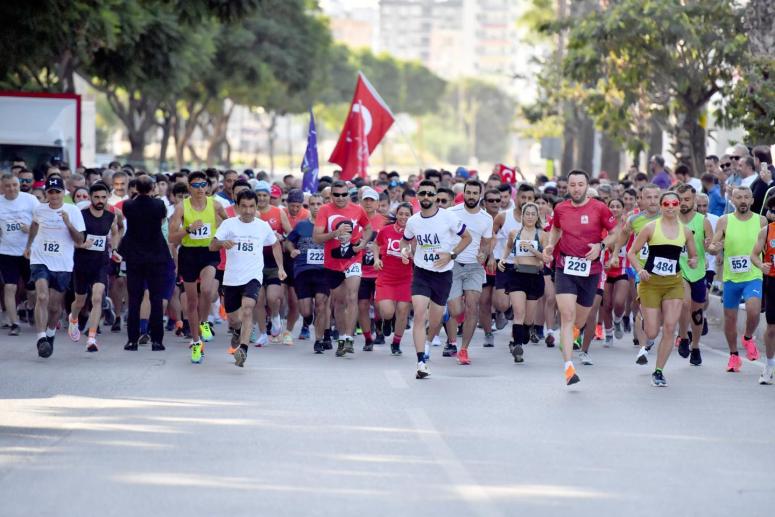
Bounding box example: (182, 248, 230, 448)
(331, 192, 348, 198)
(190, 181, 208, 189)
(661, 199, 679, 207)
(417, 191, 436, 197)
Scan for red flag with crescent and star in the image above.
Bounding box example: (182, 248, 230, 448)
(329, 72, 395, 180)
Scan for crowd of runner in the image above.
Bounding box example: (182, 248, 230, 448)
(2, 144, 775, 387)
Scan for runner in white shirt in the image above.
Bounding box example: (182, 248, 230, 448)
(0, 173, 39, 335)
(24, 176, 85, 358)
(445, 180, 493, 364)
(401, 180, 472, 379)
(211, 190, 285, 367)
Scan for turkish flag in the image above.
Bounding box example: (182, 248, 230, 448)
(497, 164, 516, 185)
(329, 72, 395, 180)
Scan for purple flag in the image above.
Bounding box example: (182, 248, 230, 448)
(301, 109, 319, 193)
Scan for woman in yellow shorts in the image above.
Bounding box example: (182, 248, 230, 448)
(627, 191, 697, 387)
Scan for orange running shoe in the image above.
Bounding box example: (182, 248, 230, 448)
(565, 363, 580, 385)
(742, 336, 760, 361)
(228, 345, 237, 355)
(594, 324, 604, 341)
(457, 348, 471, 365)
(573, 326, 581, 341)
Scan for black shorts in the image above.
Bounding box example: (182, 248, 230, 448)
(705, 270, 716, 290)
(358, 277, 376, 301)
(262, 267, 282, 287)
(223, 279, 261, 314)
(411, 267, 453, 306)
(0, 254, 30, 285)
(283, 259, 294, 286)
(482, 274, 495, 288)
(178, 246, 219, 283)
(554, 269, 600, 308)
(73, 264, 109, 295)
(685, 277, 707, 304)
(764, 277, 775, 325)
(506, 270, 545, 300)
(494, 263, 511, 290)
(605, 274, 628, 285)
(326, 269, 347, 290)
(294, 269, 330, 299)
(215, 268, 224, 286)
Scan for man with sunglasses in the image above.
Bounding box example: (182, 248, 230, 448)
(17, 169, 34, 193)
(401, 180, 472, 379)
(436, 188, 454, 209)
(0, 174, 39, 335)
(478, 189, 503, 348)
(169, 171, 230, 363)
(313, 180, 372, 357)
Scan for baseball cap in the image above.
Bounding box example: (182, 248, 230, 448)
(254, 180, 270, 193)
(286, 189, 304, 204)
(270, 184, 283, 199)
(361, 187, 379, 201)
(45, 176, 65, 192)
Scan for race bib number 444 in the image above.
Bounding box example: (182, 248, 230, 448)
(563, 256, 591, 277)
(728, 255, 751, 274)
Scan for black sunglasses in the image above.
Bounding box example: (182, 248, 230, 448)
(331, 192, 348, 198)
(417, 191, 436, 197)
(730, 156, 741, 161)
(720, 163, 732, 169)
(485, 198, 499, 202)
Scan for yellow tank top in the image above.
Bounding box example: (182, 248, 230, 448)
(182, 197, 217, 247)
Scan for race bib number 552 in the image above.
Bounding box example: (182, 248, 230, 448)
(563, 256, 590, 277)
(728, 255, 750, 274)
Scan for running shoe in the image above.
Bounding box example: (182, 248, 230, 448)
(344, 337, 355, 354)
(355, 326, 363, 336)
(535, 325, 545, 340)
(175, 321, 185, 337)
(759, 364, 775, 385)
(383, 318, 394, 336)
(9, 323, 20, 336)
(335, 339, 347, 357)
(565, 364, 580, 385)
(362, 341, 374, 352)
(373, 333, 385, 345)
(545, 333, 555, 348)
(87, 342, 98, 353)
(622, 315, 631, 333)
(442, 343, 457, 357)
(165, 318, 175, 332)
(614, 321, 623, 339)
(573, 334, 582, 351)
(457, 348, 470, 365)
(313, 340, 324, 354)
(138, 333, 150, 345)
(249, 325, 258, 344)
(495, 311, 507, 330)
(68, 319, 80, 342)
(37, 337, 52, 358)
(604, 335, 613, 348)
(512, 343, 524, 363)
(190, 342, 203, 364)
(416, 361, 430, 379)
(255, 333, 268, 348)
(742, 336, 760, 361)
(199, 322, 213, 343)
(594, 324, 604, 341)
(124, 341, 138, 351)
(299, 325, 310, 340)
(636, 347, 649, 365)
(432, 336, 441, 347)
(270, 316, 282, 338)
(151, 342, 165, 351)
(111, 316, 121, 333)
(579, 351, 593, 365)
(390, 344, 402, 355)
(726, 354, 742, 372)
(651, 370, 667, 387)
(483, 332, 494, 348)
(233, 346, 247, 367)
(282, 330, 293, 346)
(645, 340, 655, 351)
(677, 338, 690, 359)
(529, 327, 539, 344)
(322, 337, 332, 350)
(689, 348, 702, 366)
(456, 323, 463, 337)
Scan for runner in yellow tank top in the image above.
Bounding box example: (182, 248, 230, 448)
(169, 171, 229, 362)
(628, 191, 697, 387)
(708, 186, 766, 373)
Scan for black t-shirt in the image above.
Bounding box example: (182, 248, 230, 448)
(74, 208, 114, 271)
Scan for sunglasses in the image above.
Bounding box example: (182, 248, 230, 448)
(661, 199, 680, 207)
(417, 191, 436, 197)
(190, 181, 208, 189)
(720, 163, 732, 169)
(18, 178, 33, 184)
(485, 198, 500, 202)
(730, 155, 741, 161)
(332, 192, 349, 198)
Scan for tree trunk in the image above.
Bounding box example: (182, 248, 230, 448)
(267, 112, 278, 174)
(673, 102, 706, 176)
(576, 111, 595, 174)
(158, 111, 172, 170)
(127, 130, 147, 164)
(648, 118, 663, 161)
(600, 132, 621, 180)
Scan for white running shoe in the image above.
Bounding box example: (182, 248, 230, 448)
(759, 364, 775, 385)
(579, 351, 593, 365)
(636, 347, 649, 365)
(416, 361, 431, 379)
(256, 333, 268, 347)
(270, 316, 282, 337)
(67, 319, 80, 342)
(431, 336, 441, 347)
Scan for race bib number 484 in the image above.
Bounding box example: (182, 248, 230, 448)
(652, 256, 677, 276)
(563, 256, 591, 277)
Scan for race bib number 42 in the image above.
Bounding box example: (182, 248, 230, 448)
(728, 255, 750, 274)
(652, 256, 677, 276)
(87, 234, 107, 252)
(563, 256, 591, 277)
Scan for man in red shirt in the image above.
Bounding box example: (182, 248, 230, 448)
(357, 187, 387, 351)
(314, 180, 373, 356)
(543, 169, 618, 386)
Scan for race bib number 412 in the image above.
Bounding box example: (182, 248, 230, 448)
(189, 223, 211, 240)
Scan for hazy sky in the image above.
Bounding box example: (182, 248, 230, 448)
(320, 0, 378, 10)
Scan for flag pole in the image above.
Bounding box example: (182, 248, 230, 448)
(389, 117, 424, 173)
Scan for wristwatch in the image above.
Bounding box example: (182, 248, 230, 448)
(451, 251, 457, 260)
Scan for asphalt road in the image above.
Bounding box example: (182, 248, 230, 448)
(1, 314, 773, 517)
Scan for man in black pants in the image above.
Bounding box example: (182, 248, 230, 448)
(117, 175, 171, 351)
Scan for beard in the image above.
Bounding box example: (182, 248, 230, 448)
(464, 198, 479, 209)
(93, 203, 105, 211)
(680, 206, 692, 214)
(737, 204, 749, 213)
(570, 190, 586, 203)
(420, 199, 433, 210)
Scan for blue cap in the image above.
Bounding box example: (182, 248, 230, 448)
(254, 180, 271, 193)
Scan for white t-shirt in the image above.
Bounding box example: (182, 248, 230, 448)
(0, 192, 39, 256)
(107, 193, 128, 207)
(741, 174, 757, 188)
(403, 208, 466, 273)
(687, 177, 703, 193)
(215, 216, 277, 286)
(30, 203, 86, 272)
(705, 213, 719, 273)
(447, 204, 493, 264)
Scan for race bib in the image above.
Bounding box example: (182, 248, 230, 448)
(639, 243, 649, 260)
(4, 222, 22, 233)
(728, 255, 750, 274)
(235, 238, 257, 255)
(514, 240, 538, 257)
(563, 256, 591, 277)
(680, 244, 688, 258)
(344, 262, 362, 278)
(652, 256, 677, 276)
(188, 223, 211, 240)
(42, 240, 62, 256)
(306, 248, 324, 265)
(87, 234, 107, 252)
(420, 244, 442, 267)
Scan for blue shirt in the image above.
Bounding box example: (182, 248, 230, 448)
(287, 220, 324, 277)
(652, 170, 671, 190)
(707, 184, 726, 217)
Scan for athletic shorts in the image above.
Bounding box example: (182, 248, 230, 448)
(178, 246, 219, 283)
(684, 277, 707, 304)
(325, 269, 346, 290)
(482, 273, 495, 288)
(449, 262, 485, 299)
(638, 274, 684, 309)
(215, 268, 224, 286)
(605, 274, 627, 285)
(554, 269, 600, 308)
(764, 277, 775, 325)
(0, 254, 30, 285)
(722, 279, 762, 309)
(30, 264, 71, 293)
(223, 279, 261, 314)
(411, 267, 453, 306)
(262, 267, 282, 287)
(358, 277, 377, 301)
(705, 270, 716, 290)
(283, 260, 295, 286)
(494, 262, 511, 290)
(375, 281, 412, 303)
(294, 269, 330, 299)
(506, 269, 545, 300)
(73, 264, 109, 295)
